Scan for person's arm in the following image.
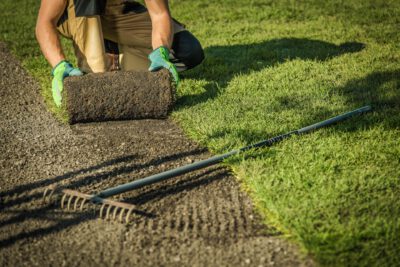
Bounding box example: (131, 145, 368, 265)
(35, 0, 67, 67)
(144, 0, 173, 49)
(36, 0, 82, 108)
(144, 0, 179, 85)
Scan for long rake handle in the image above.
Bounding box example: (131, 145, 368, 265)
(97, 106, 371, 199)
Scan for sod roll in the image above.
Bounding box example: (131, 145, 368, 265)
(63, 70, 175, 124)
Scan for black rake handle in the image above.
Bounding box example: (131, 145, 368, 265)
(96, 106, 372, 199)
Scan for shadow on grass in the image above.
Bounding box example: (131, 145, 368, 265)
(177, 37, 397, 145)
(177, 38, 365, 108)
(295, 69, 400, 132)
(205, 69, 399, 149)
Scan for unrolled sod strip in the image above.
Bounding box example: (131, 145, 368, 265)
(63, 69, 175, 124)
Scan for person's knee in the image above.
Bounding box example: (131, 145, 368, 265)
(172, 31, 204, 71)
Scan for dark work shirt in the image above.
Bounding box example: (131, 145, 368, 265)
(58, 0, 107, 25)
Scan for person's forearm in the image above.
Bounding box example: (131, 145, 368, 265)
(151, 14, 173, 49)
(36, 21, 65, 67)
(35, 0, 67, 68)
(145, 0, 173, 49)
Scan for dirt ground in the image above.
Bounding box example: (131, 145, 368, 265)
(0, 43, 313, 267)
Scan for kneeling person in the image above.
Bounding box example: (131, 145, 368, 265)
(36, 0, 204, 107)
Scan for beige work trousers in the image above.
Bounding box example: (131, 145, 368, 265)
(57, 0, 184, 73)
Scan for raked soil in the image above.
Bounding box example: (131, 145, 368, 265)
(0, 43, 313, 267)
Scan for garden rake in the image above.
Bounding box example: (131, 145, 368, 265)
(43, 106, 372, 224)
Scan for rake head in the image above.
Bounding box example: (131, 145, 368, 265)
(99, 199, 135, 224)
(43, 186, 136, 224)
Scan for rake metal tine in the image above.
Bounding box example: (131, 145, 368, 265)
(79, 198, 87, 211)
(42, 187, 50, 203)
(43, 187, 55, 203)
(73, 197, 81, 211)
(112, 206, 120, 220)
(66, 195, 75, 210)
(61, 193, 68, 209)
(43, 187, 49, 201)
(118, 208, 126, 223)
(99, 203, 107, 219)
(106, 205, 113, 220)
(125, 208, 134, 224)
(43, 187, 49, 197)
(48, 188, 55, 201)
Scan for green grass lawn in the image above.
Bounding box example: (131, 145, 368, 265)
(1, 0, 399, 266)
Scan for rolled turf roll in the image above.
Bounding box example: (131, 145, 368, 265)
(63, 69, 175, 124)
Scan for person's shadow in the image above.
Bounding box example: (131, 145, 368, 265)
(177, 38, 365, 107)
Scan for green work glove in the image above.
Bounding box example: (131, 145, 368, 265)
(148, 46, 179, 86)
(51, 60, 83, 107)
